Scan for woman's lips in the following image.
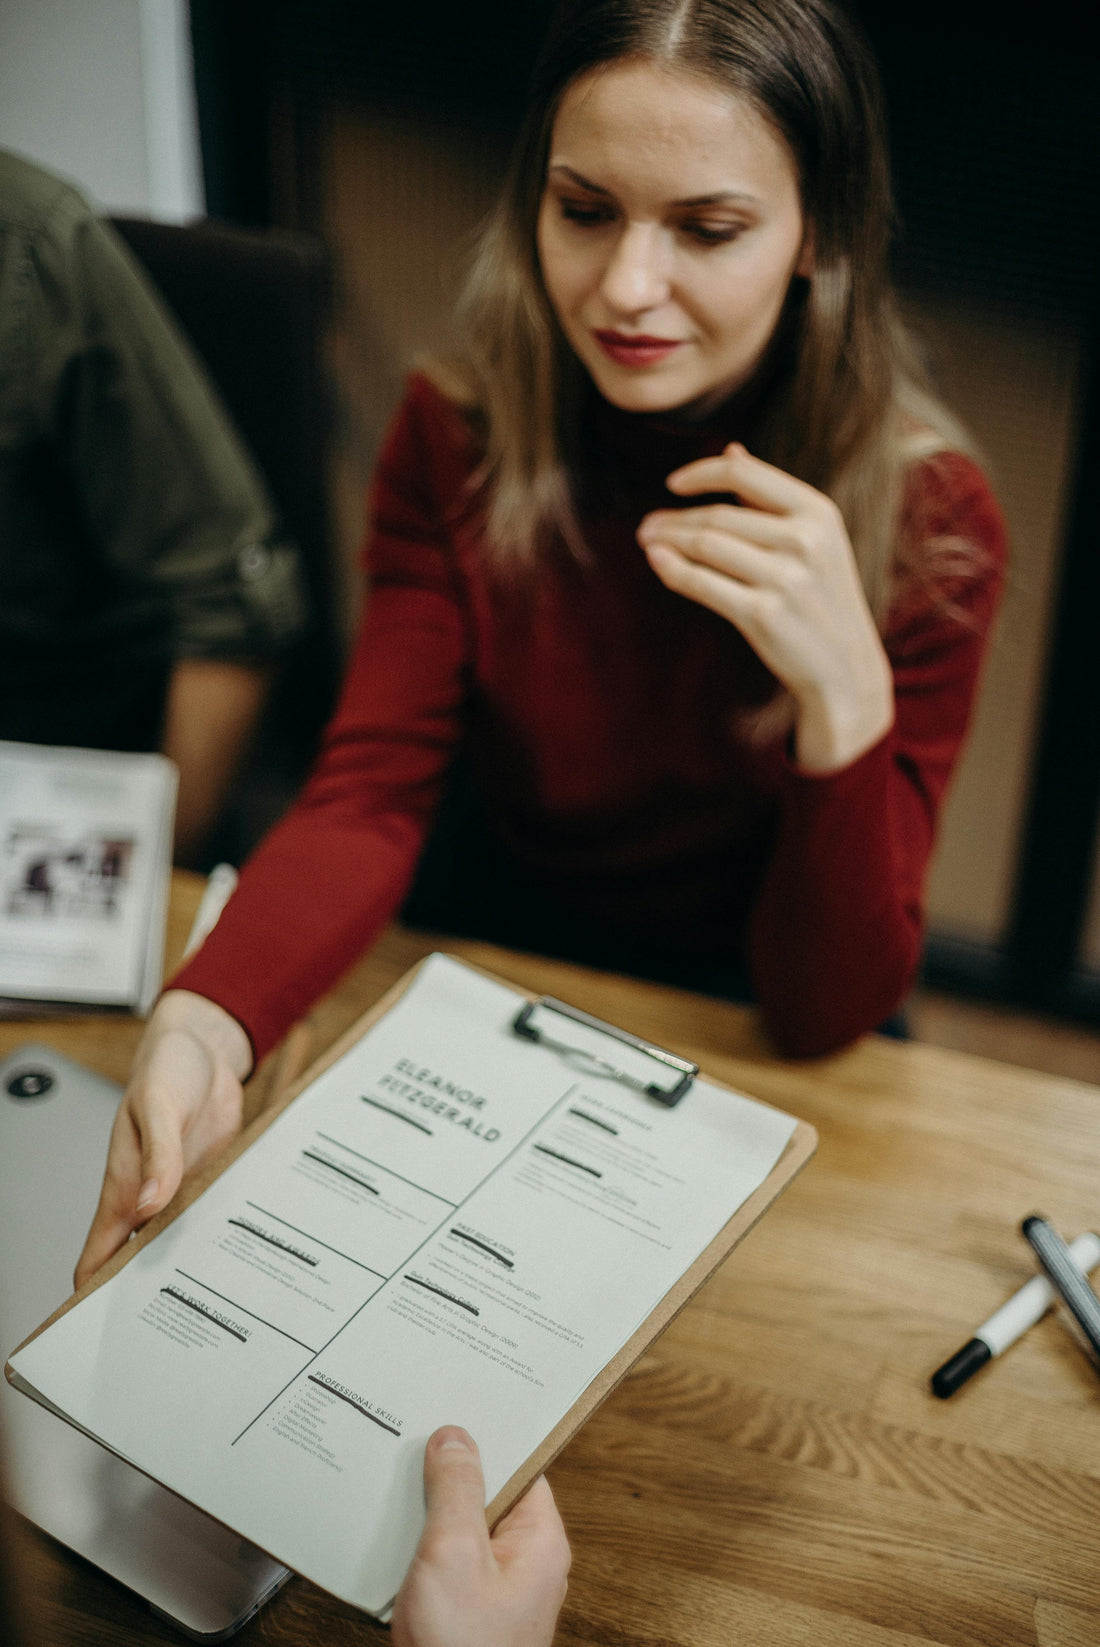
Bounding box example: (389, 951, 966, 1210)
(593, 330, 683, 367)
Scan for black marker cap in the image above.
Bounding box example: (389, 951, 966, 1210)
(930, 1337, 992, 1399)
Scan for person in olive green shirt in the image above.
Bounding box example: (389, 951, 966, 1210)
(0, 149, 308, 860)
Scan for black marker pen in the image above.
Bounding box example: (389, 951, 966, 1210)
(1022, 1215, 1100, 1369)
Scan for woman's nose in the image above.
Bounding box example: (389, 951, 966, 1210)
(598, 223, 670, 315)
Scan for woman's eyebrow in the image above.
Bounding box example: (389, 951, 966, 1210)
(546, 164, 613, 194)
(674, 190, 760, 207)
(546, 164, 759, 208)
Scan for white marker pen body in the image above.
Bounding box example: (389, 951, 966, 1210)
(182, 862, 239, 958)
(931, 1230, 1100, 1398)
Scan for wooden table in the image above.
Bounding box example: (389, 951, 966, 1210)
(6, 873, 1100, 1647)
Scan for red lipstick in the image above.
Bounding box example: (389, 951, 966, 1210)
(593, 330, 682, 367)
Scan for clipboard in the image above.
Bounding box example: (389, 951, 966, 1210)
(8, 951, 816, 1604)
(512, 995, 699, 1106)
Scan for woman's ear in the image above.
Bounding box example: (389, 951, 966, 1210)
(796, 221, 815, 279)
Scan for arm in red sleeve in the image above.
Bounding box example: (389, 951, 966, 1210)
(169, 376, 476, 1062)
(747, 452, 1007, 1058)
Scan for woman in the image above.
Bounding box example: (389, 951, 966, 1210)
(77, 0, 1003, 1285)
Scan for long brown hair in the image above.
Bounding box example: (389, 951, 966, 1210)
(436, 0, 972, 618)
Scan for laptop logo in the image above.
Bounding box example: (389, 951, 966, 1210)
(5, 1067, 55, 1100)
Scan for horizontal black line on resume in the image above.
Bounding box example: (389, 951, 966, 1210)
(161, 1286, 247, 1342)
(245, 1201, 388, 1278)
(174, 1270, 317, 1353)
(568, 1107, 619, 1135)
(301, 1150, 380, 1192)
(533, 1144, 602, 1178)
(403, 1274, 480, 1316)
(313, 1134, 456, 1207)
(227, 1218, 319, 1265)
(361, 1095, 433, 1135)
(449, 1228, 514, 1268)
(308, 1376, 401, 1435)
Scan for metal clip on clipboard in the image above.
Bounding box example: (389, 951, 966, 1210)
(512, 996, 698, 1107)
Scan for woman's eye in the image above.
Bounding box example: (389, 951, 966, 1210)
(681, 221, 743, 246)
(559, 199, 615, 228)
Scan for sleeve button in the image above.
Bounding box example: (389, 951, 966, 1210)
(238, 543, 270, 581)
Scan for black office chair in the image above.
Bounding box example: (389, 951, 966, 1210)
(111, 214, 338, 861)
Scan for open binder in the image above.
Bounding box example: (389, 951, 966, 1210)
(8, 952, 816, 1618)
(0, 739, 176, 1016)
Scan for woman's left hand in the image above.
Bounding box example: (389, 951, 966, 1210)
(637, 443, 894, 772)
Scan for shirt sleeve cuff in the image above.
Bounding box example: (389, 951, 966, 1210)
(775, 721, 897, 802)
(172, 538, 310, 659)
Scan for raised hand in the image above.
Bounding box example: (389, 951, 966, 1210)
(74, 990, 252, 1288)
(637, 442, 894, 772)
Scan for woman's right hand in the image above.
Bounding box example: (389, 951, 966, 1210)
(74, 990, 253, 1289)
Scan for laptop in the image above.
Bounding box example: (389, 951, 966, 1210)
(0, 1043, 291, 1639)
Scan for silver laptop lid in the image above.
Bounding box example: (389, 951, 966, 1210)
(0, 1043, 289, 1639)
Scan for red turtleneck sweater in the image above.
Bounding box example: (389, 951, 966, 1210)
(173, 373, 1005, 1059)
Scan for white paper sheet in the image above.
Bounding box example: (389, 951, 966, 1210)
(9, 954, 796, 1615)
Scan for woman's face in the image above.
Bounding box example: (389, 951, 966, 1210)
(537, 59, 810, 418)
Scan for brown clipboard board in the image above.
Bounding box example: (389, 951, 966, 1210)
(8, 952, 816, 1579)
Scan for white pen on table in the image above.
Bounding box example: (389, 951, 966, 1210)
(930, 1229, 1100, 1398)
(182, 863, 239, 958)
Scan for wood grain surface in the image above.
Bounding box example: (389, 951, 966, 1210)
(5, 873, 1100, 1647)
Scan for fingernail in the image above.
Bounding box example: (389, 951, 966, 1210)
(135, 1179, 159, 1213)
(434, 1426, 475, 1453)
